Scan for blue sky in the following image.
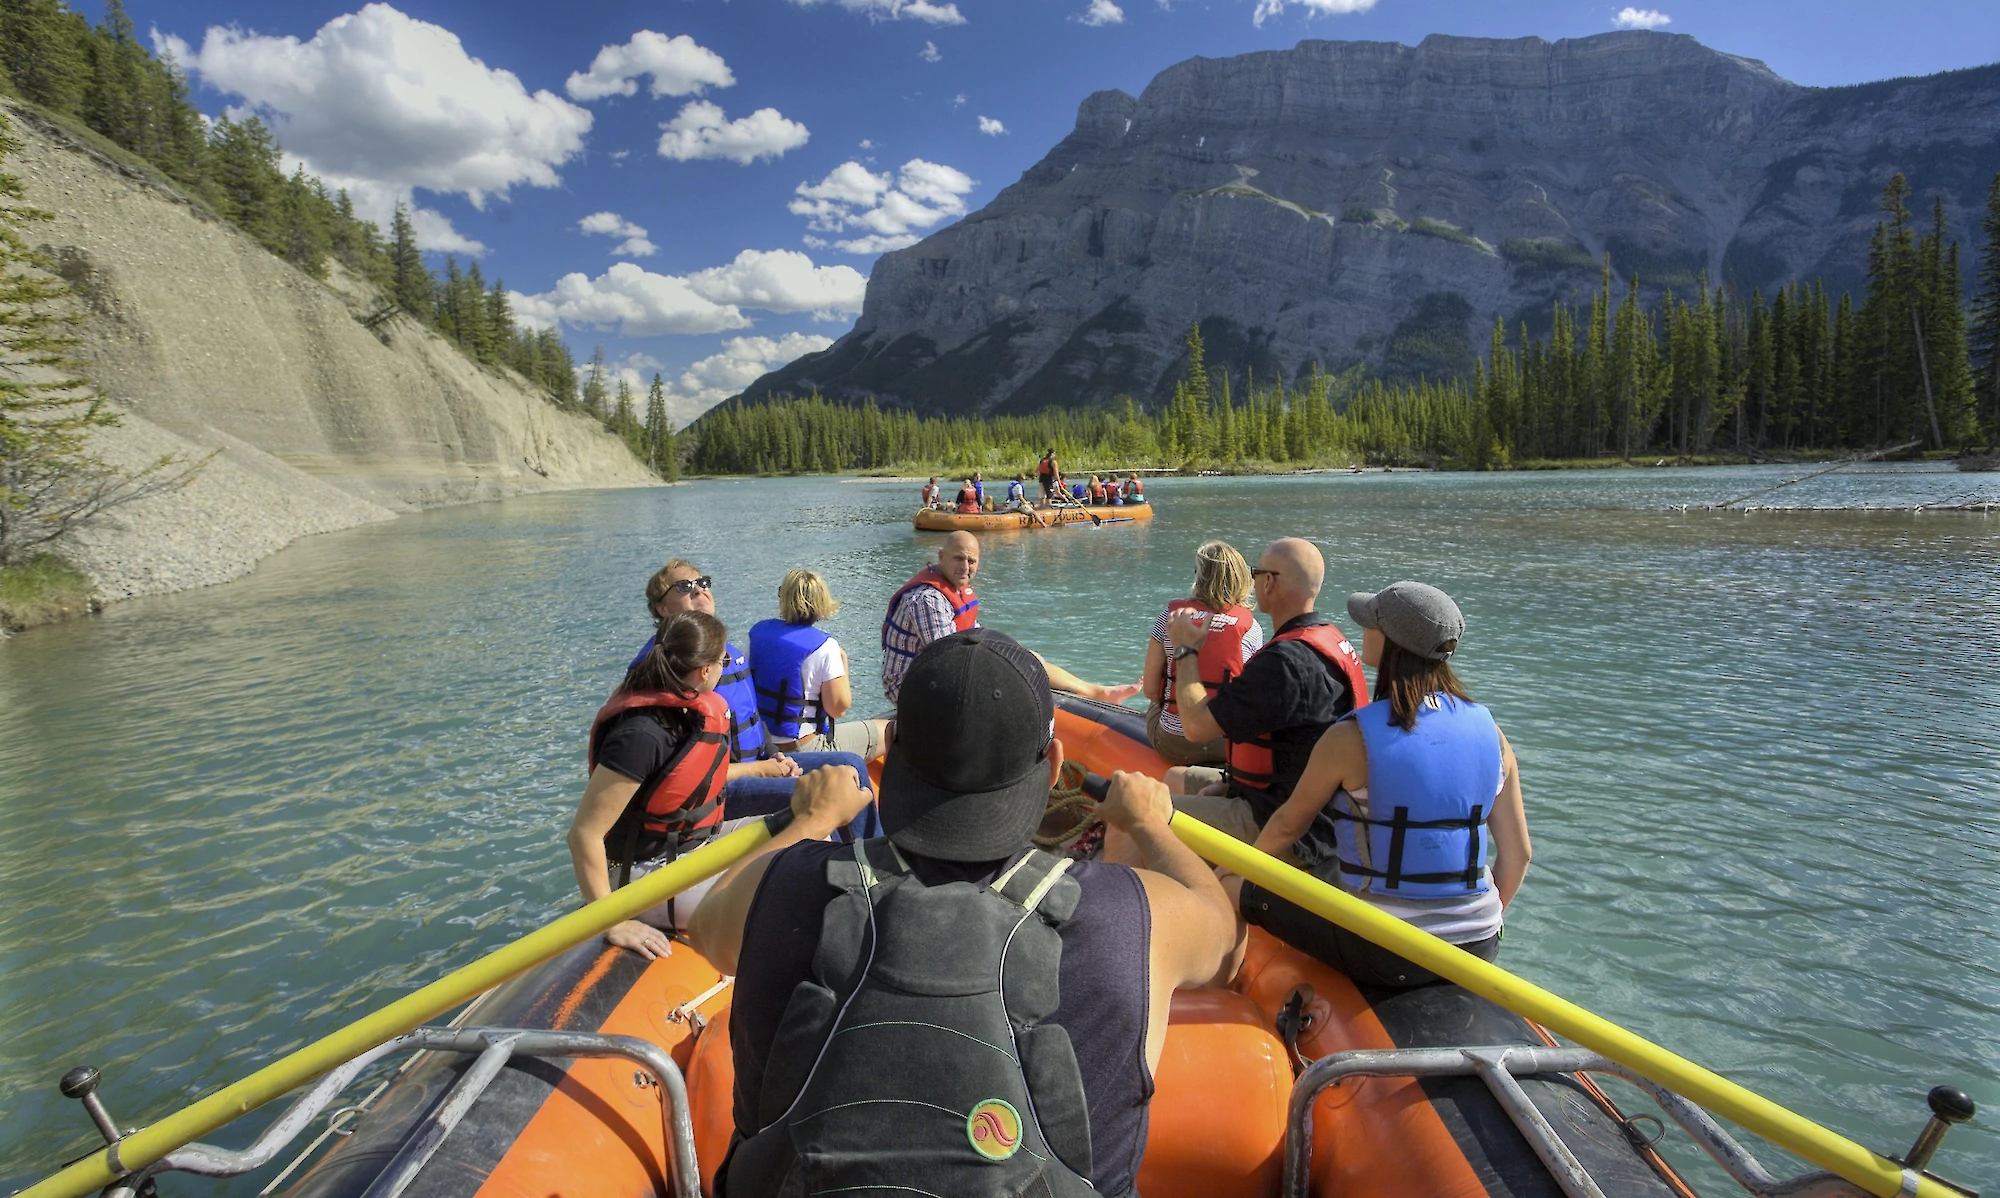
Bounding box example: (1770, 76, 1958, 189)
(76, 0, 2000, 422)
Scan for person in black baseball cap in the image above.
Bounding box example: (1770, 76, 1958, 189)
(689, 629, 1238, 1197)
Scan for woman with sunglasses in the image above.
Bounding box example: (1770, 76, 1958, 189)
(1142, 540, 1262, 766)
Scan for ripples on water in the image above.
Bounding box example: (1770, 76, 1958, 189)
(1, 464, 1996, 1192)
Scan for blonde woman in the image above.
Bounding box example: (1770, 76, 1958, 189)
(748, 569, 889, 761)
(1142, 541, 1263, 765)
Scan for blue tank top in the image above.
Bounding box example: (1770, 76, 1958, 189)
(725, 841, 1154, 1196)
(1335, 695, 1501, 899)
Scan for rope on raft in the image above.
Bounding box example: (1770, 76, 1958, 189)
(1036, 759, 1102, 852)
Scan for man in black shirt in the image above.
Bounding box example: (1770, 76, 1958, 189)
(1150, 537, 1366, 853)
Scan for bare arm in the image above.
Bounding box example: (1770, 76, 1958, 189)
(1251, 719, 1367, 858)
(686, 764, 876, 975)
(1096, 772, 1240, 1070)
(1488, 728, 1531, 908)
(819, 674, 853, 720)
(1037, 654, 1142, 705)
(1163, 610, 1223, 741)
(568, 767, 673, 958)
(1142, 638, 1166, 704)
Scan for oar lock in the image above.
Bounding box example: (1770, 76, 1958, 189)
(1901, 1085, 1975, 1176)
(56, 1066, 158, 1196)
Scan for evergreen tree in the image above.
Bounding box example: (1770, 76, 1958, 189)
(0, 0, 91, 114)
(387, 202, 428, 316)
(1972, 173, 2000, 444)
(644, 372, 676, 479)
(581, 346, 609, 419)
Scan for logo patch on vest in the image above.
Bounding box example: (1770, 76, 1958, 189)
(966, 1098, 1023, 1161)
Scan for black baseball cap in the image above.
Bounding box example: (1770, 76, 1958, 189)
(878, 628, 1055, 862)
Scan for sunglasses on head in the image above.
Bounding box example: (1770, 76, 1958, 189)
(668, 576, 713, 596)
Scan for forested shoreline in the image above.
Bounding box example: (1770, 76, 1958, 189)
(691, 174, 2000, 477)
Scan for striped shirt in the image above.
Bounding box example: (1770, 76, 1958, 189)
(881, 587, 966, 703)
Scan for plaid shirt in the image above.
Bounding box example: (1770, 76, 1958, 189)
(881, 586, 964, 703)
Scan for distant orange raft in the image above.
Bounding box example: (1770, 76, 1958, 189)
(913, 501, 1154, 531)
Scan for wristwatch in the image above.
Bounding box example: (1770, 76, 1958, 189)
(1173, 646, 1200, 662)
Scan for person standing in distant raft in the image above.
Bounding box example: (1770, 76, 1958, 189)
(1142, 541, 1263, 766)
(919, 477, 940, 508)
(749, 568, 889, 763)
(881, 531, 1143, 706)
(1236, 581, 1531, 988)
(1038, 446, 1060, 501)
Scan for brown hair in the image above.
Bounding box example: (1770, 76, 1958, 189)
(1192, 540, 1252, 611)
(777, 568, 840, 624)
(1372, 638, 1471, 732)
(644, 558, 702, 614)
(624, 610, 729, 698)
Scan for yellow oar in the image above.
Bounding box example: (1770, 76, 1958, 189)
(20, 817, 780, 1198)
(1169, 813, 1953, 1198)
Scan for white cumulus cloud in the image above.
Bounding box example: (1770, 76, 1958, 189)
(512, 250, 864, 337)
(577, 210, 658, 257)
(1250, 0, 1377, 26)
(657, 99, 810, 163)
(566, 30, 734, 101)
(790, 158, 975, 255)
(919, 40, 942, 62)
(790, 0, 967, 25)
(977, 115, 1007, 136)
(679, 332, 837, 400)
(1076, 0, 1125, 25)
(1612, 7, 1672, 29)
(685, 249, 868, 319)
(159, 3, 591, 245)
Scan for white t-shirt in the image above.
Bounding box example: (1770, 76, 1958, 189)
(798, 636, 846, 704)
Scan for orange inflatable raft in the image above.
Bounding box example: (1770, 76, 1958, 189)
(278, 696, 1693, 1198)
(913, 502, 1153, 531)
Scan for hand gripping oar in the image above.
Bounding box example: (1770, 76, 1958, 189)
(1074, 771, 1959, 1198)
(19, 815, 787, 1198)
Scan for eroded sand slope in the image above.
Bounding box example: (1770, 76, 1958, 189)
(4, 103, 657, 603)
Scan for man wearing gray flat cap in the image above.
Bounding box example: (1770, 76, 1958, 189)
(1232, 579, 1534, 989)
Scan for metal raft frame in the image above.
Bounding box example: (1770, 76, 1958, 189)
(95, 1028, 702, 1198)
(1282, 1045, 1975, 1198)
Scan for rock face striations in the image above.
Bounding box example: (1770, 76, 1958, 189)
(741, 32, 2000, 416)
(4, 102, 656, 604)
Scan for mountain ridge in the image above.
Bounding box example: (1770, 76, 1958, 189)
(735, 31, 2000, 417)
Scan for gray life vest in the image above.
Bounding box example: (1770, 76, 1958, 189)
(724, 838, 1109, 1198)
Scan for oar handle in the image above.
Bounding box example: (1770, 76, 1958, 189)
(1079, 771, 1110, 801)
(20, 815, 785, 1198)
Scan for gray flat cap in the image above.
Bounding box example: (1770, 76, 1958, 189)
(1347, 581, 1465, 660)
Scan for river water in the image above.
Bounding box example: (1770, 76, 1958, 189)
(2, 466, 1997, 1193)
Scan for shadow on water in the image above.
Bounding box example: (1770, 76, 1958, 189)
(1, 465, 1996, 1190)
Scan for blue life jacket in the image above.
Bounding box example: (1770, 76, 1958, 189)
(748, 619, 835, 741)
(628, 635, 766, 760)
(1006, 480, 1025, 504)
(1332, 695, 1500, 898)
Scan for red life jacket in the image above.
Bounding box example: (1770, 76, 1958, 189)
(920, 483, 938, 505)
(1225, 620, 1370, 796)
(1162, 599, 1254, 717)
(955, 486, 980, 513)
(882, 566, 979, 668)
(1126, 478, 1144, 501)
(587, 688, 731, 869)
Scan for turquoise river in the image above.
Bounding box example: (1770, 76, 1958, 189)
(1, 466, 1997, 1193)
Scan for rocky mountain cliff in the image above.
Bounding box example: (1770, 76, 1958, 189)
(741, 32, 2000, 416)
(3, 101, 656, 604)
